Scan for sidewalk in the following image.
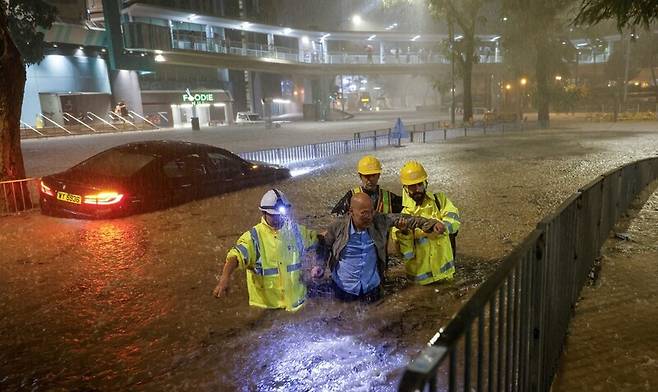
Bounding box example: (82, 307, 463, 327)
(552, 187, 658, 391)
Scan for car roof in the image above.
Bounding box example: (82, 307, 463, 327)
(114, 140, 230, 159)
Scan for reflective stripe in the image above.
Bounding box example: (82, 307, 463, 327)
(291, 297, 305, 308)
(287, 263, 302, 272)
(440, 260, 455, 273)
(291, 223, 304, 256)
(414, 272, 433, 281)
(417, 237, 429, 245)
(249, 228, 260, 261)
(445, 212, 461, 222)
(403, 251, 414, 260)
(234, 244, 249, 261)
(381, 190, 391, 213)
(254, 267, 279, 276)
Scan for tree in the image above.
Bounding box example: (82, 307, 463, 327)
(0, 1, 56, 210)
(574, 0, 658, 30)
(382, 0, 488, 123)
(501, 0, 577, 128)
(427, 0, 488, 123)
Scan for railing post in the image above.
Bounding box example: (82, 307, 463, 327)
(410, 131, 414, 143)
(423, 131, 426, 143)
(444, 128, 447, 140)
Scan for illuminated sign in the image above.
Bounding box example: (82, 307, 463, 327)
(182, 90, 215, 104)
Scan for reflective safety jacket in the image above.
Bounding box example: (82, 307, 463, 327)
(331, 186, 402, 215)
(227, 217, 318, 311)
(353, 186, 393, 213)
(394, 191, 461, 285)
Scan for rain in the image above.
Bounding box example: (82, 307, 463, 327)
(1, 0, 658, 391)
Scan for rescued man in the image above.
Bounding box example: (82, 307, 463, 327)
(213, 189, 322, 311)
(321, 192, 445, 302)
(394, 161, 461, 285)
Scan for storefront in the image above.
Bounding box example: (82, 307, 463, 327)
(141, 89, 234, 128)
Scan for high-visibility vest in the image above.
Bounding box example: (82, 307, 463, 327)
(353, 186, 393, 213)
(227, 218, 318, 311)
(394, 191, 461, 285)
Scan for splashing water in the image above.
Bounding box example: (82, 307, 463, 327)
(237, 322, 408, 392)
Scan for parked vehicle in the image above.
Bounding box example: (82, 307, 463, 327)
(39, 140, 290, 218)
(235, 112, 265, 124)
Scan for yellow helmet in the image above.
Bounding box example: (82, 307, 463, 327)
(357, 155, 382, 175)
(400, 161, 428, 185)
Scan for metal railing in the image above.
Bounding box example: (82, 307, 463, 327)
(238, 134, 392, 166)
(398, 156, 658, 392)
(354, 121, 531, 144)
(0, 178, 40, 215)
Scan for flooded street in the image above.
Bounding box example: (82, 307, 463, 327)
(2, 121, 658, 391)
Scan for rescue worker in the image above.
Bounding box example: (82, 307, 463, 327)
(394, 161, 461, 285)
(321, 192, 444, 302)
(213, 189, 322, 311)
(331, 155, 403, 215)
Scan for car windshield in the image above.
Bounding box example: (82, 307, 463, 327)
(72, 149, 156, 178)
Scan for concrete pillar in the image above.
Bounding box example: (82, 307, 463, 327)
(379, 42, 384, 64)
(109, 69, 143, 114)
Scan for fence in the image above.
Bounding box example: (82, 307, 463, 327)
(238, 134, 392, 166)
(0, 178, 40, 215)
(354, 121, 530, 145)
(398, 156, 658, 392)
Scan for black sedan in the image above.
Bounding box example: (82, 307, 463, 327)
(39, 140, 290, 218)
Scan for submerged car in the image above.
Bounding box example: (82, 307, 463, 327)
(39, 140, 290, 218)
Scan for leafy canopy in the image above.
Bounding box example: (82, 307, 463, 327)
(1, 0, 57, 65)
(575, 0, 658, 30)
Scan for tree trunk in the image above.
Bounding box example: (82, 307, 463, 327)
(650, 61, 658, 120)
(0, 13, 32, 211)
(462, 36, 474, 123)
(535, 40, 550, 129)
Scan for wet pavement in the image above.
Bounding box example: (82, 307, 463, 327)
(1, 120, 658, 391)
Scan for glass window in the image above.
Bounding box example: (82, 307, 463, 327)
(162, 158, 186, 178)
(207, 151, 244, 176)
(73, 149, 155, 178)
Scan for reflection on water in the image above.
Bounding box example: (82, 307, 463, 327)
(238, 322, 407, 392)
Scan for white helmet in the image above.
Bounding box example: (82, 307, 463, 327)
(259, 189, 291, 215)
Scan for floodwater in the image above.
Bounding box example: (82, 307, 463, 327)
(1, 121, 658, 391)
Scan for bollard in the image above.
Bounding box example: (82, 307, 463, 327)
(464, 127, 467, 137)
(423, 131, 426, 143)
(444, 128, 447, 140)
(410, 131, 414, 143)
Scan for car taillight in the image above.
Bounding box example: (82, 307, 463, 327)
(83, 192, 124, 205)
(40, 180, 54, 196)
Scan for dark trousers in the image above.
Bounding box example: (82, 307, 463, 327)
(331, 280, 381, 303)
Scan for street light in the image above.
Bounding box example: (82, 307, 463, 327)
(555, 75, 562, 81)
(352, 14, 362, 25)
(519, 78, 527, 122)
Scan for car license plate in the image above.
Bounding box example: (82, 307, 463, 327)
(56, 191, 82, 204)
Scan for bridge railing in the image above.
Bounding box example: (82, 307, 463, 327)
(398, 157, 658, 392)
